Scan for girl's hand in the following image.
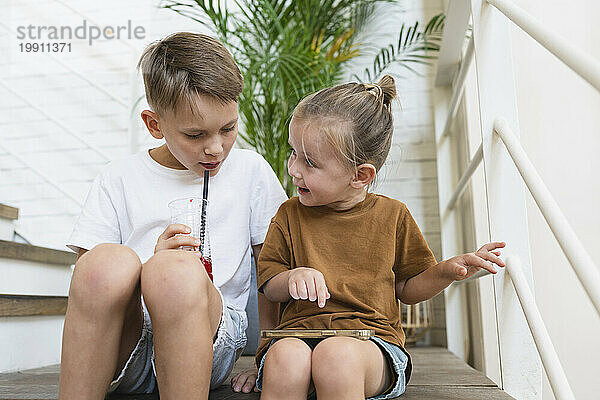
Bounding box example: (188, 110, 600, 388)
(154, 224, 201, 254)
(442, 242, 506, 281)
(288, 267, 331, 308)
(231, 367, 259, 393)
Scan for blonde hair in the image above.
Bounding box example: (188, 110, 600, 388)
(292, 75, 397, 173)
(137, 32, 243, 117)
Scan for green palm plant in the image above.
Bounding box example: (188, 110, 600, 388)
(161, 0, 444, 195)
(355, 13, 445, 82)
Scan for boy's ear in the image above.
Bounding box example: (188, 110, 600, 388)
(141, 110, 163, 140)
(351, 163, 377, 189)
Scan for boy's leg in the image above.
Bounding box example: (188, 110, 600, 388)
(58, 244, 144, 400)
(141, 250, 223, 399)
(260, 338, 313, 400)
(311, 337, 391, 400)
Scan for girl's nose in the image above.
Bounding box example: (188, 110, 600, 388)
(288, 157, 301, 178)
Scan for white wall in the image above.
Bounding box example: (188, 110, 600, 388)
(508, 1, 600, 399)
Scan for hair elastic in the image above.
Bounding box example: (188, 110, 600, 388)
(364, 83, 383, 101)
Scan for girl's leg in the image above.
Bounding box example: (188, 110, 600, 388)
(58, 244, 144, 400)
(260, 338, 313, 400)
(141, 250, 223, 400)
(311, 337, 392, 400)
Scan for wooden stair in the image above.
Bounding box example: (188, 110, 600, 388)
(0, 203, 76, 373)
(0, 240, 75, 319)
(0, 347, 514, 399)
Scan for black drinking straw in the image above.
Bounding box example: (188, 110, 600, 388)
(199, 170, 209, 248)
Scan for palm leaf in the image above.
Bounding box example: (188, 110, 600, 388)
(354, 13, 445, 82)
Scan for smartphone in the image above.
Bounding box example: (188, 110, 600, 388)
(261, 329, 375, 340)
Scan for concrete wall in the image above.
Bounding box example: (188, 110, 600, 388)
(508, 1, 600, 398)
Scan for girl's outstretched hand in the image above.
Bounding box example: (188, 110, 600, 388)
(441, 242, 506, 281)
(288, 267, 331, 308)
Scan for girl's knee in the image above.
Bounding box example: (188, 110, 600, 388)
(70, 244, 141, 308)
(263, 339, 312, 383)
(311, 339, 362, 386)
(141, 250, 212, 314)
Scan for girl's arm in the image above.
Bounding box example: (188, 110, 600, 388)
(396, 242, 506, 305)
(263, 270, 293, 302)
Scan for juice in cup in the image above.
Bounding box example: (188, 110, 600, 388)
(168, 197, 214, 281)
(200, 255, 213, 281)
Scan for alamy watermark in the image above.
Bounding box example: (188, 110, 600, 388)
(16, 20, 146, 52)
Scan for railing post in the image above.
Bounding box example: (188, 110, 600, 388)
(433, 0, 472, 364)
(469, 0, 541, 398)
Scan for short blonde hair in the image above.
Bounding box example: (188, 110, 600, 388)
(137, 32, 243, 116)
(293, 75, 397, 172)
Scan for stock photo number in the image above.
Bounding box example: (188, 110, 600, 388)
(19, 42, 72, 52)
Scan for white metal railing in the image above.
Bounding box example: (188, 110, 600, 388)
(441, 36, 474, 138)
(436, 0, 600, 398)
(444, 143, 482, 214)
(505, 256, 576, 400)
(486, 0, 600, 92)
(493, 118, 600, 317)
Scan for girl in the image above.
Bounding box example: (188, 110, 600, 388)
(254, 75, 505, 400)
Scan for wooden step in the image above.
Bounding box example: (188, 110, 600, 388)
(0, 240, 76, 265)
(0, 347, 514, 399)
(0, 294, 67, 317)
(0, 204, 18, 221)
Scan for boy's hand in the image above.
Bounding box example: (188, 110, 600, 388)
(288, 267, 331, 308)
(231, 367, 259, 393)
(441, 242, 506, 281)
(154, 224, 201, 254)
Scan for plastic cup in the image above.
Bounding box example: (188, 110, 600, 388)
(168, 197, 213, 281)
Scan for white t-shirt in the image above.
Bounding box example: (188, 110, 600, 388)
(67, 148, 287, 311)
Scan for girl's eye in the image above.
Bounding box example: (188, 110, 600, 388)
(289, 148, 296, 156)
(222, 126, 235, 133)
(305, 158, 315, 168)
(186, 134, 203, 139)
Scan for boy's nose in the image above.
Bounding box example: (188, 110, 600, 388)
(204, 140, 223, 157)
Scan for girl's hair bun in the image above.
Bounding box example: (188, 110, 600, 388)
(377, 75, 397, 108)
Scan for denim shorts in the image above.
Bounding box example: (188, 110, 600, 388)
(256, 335, 410, 400)
(106, 286, 248, 394)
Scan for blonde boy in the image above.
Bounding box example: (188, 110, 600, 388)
(59, 32, 286, 399)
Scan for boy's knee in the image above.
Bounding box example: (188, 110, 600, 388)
(141, 250, 211, 314)
(70, 244, 141, 307)
(263, 339, 312, 383)
(311, 339, 361, 386)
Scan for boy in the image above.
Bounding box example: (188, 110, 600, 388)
(59, 32, 286, 399)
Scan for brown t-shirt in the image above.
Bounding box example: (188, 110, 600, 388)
(255, 193, 437, 366)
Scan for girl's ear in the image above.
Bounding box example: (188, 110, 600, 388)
(351, 163, 377, 189)
(141, 110, 163, 140)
